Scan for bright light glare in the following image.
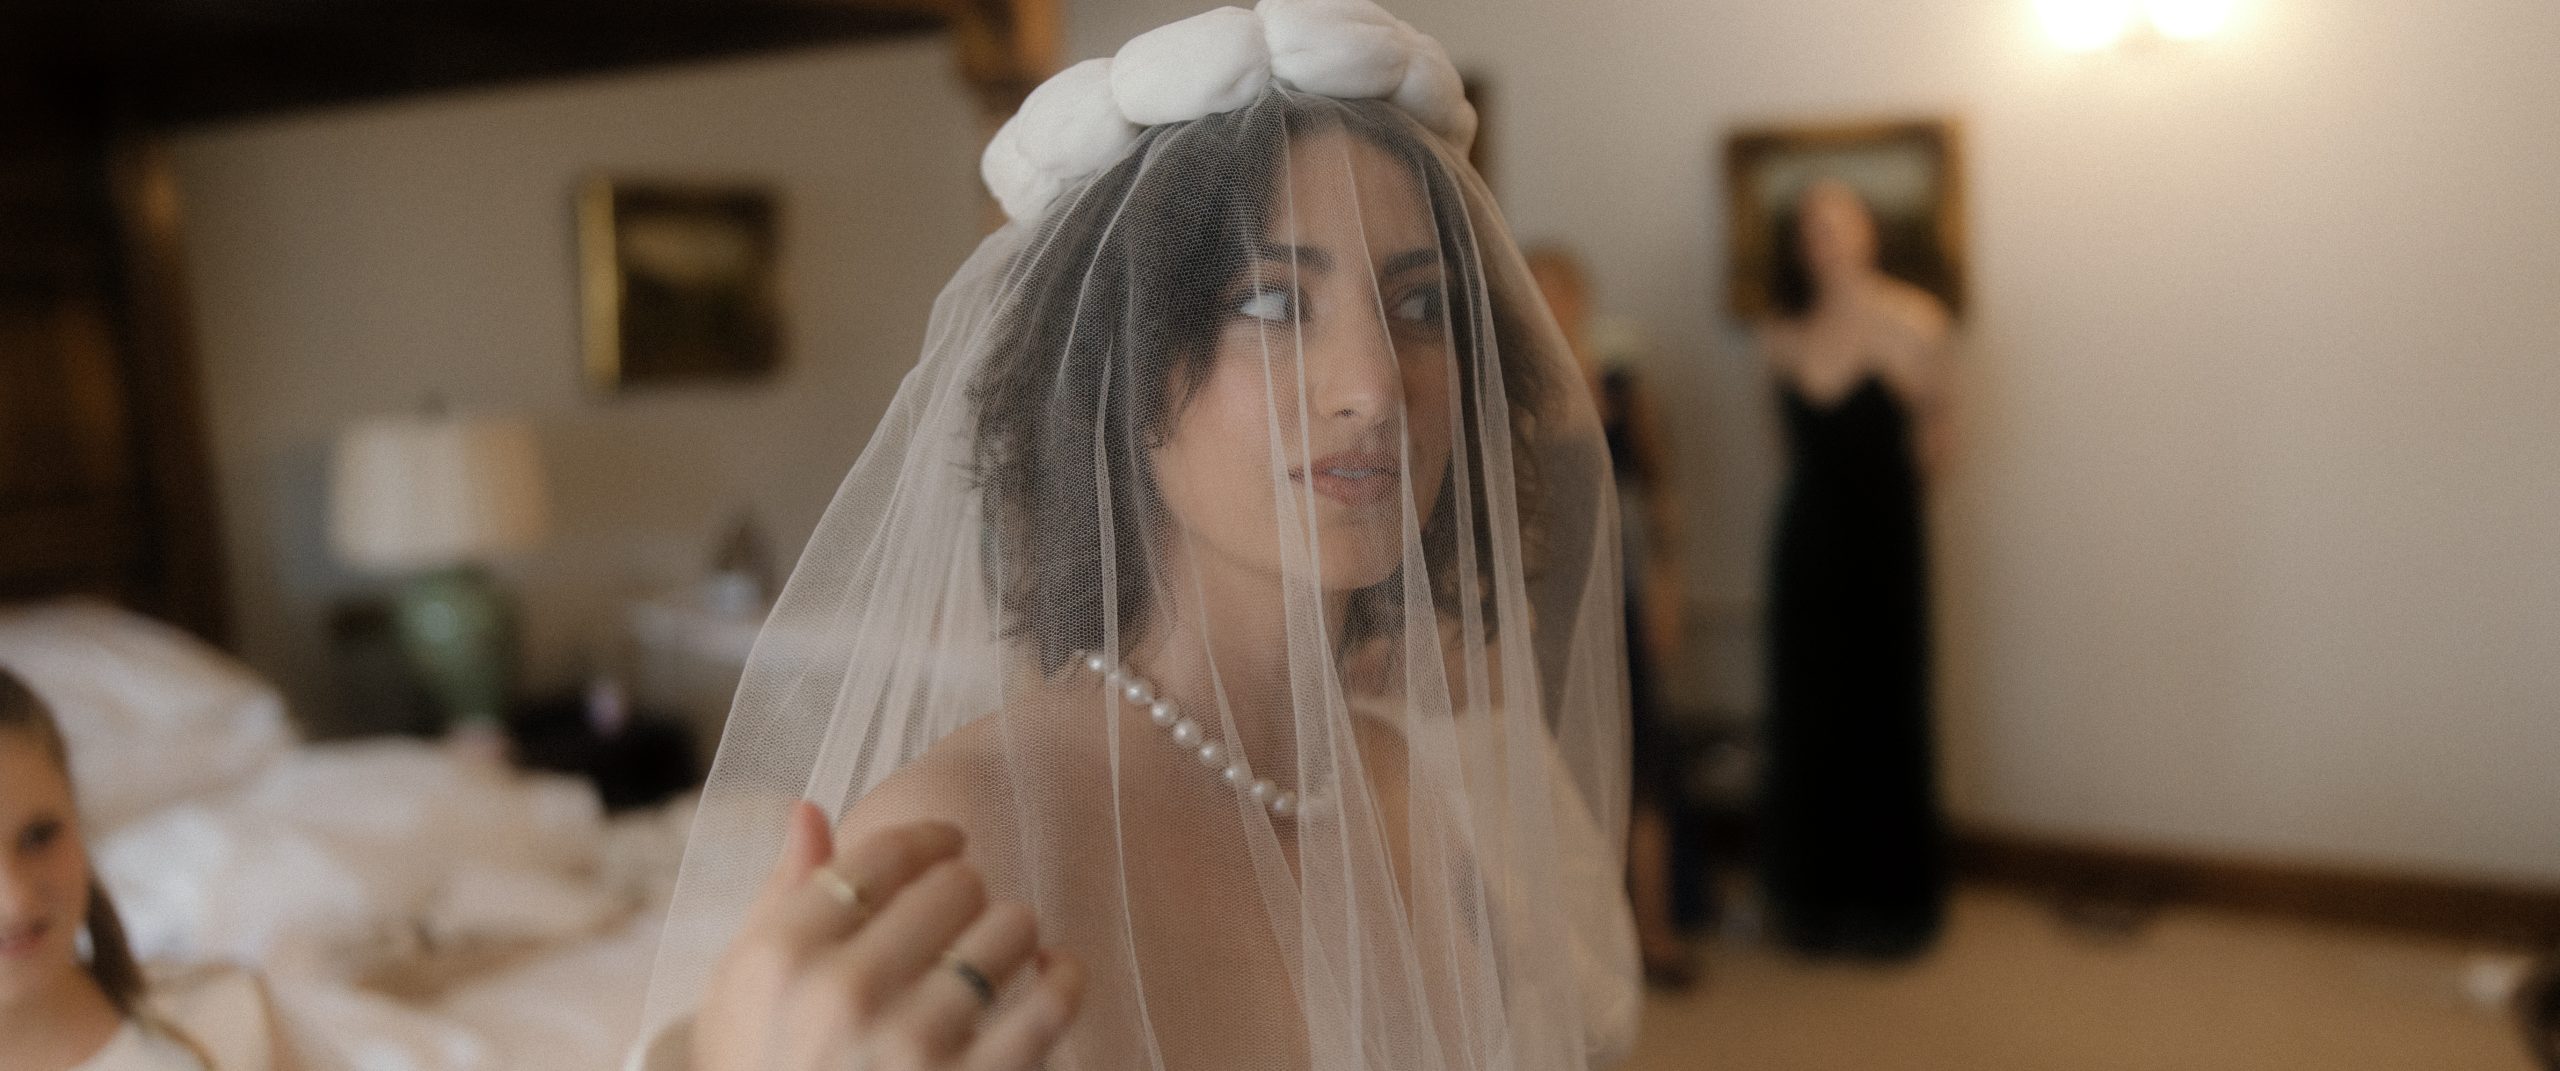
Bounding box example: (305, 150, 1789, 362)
(2038, 0, 2137, 51)
(2147, 0, 2234, 40)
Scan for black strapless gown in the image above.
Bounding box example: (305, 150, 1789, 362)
(1761, 376, 1947, 958)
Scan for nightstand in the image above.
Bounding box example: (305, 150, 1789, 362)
(623, 580, 768, 749)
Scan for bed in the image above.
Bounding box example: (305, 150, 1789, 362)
(1, 597, 690, 1071)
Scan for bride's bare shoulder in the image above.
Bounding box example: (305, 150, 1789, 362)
(836, 678, 1086, 835)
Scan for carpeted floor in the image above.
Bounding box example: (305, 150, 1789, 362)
(1619, 885, 2537, 1070)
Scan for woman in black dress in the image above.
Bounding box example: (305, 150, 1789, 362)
(1756, 180, 1953, 958)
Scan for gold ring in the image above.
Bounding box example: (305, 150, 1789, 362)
(943, 954, 996, 1009)
(811, 868, 864, 910)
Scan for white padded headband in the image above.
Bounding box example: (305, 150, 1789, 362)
(980, 0, 1478, 223)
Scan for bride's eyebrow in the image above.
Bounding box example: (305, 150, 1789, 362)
(1378, 249, 1439, 277)
(1253, 241, 1333, 272)
(1247, 246, 1439, 277)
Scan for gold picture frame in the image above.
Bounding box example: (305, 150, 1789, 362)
(1722, 118, 1966, 320)
(579, 176, 784, 391)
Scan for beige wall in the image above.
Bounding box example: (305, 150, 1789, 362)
(1065, 0, 2560, 881)
(167, 39, 986, 733)
(169, 3, 2560, 884)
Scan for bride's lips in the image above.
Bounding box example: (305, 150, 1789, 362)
(1294, 451, 1400, 507)
(0, 920, 50, 959)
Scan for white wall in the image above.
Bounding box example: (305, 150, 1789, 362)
(166, 2, 2560, 884)
(167, 39, 987, 733)
(1067, 0, 2560, 881)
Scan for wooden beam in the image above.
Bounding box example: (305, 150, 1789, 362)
(945, 0, 1059, 118)
(75, 0, 953, 127)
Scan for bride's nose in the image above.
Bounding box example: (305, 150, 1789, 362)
(1304, 289, 1400, 424)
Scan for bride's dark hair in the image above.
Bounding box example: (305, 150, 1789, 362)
(969, 90, 1548, 673)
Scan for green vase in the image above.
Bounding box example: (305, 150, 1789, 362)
(390, 564, 516, 729)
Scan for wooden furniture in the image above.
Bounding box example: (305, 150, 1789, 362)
(0, 16, 228, 638)
(0, 0, 1057, 647)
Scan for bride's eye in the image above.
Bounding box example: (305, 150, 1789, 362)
(1236, 286, 1298, 324)
(1392, 285, 1446, 326)
(20, 816, 61, 852)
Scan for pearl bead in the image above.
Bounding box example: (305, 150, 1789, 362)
(1085, 656, 1316, 823)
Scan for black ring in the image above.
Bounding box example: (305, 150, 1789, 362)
(944, 955, 997, 1008)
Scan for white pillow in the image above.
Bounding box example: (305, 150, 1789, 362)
(0, 598, 296, 832)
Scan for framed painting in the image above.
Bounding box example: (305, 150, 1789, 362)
(579, 177, 784, 391)
(1722, 118, 1965, 320)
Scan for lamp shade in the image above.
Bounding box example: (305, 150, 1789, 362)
(329, 414, 551, 572)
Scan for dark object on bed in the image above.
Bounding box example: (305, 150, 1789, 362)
(506, 688, 701, 813)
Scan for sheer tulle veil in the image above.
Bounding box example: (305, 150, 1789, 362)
(644, 3, 1640, 1067)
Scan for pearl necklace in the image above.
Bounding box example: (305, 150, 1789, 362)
(1078, 652, 1302, 820)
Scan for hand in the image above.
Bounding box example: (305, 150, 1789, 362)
(694, 803, 1084, 1071)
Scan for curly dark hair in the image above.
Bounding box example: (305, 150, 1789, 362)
(0, 666, 147, 1016)
(967, 91, 1548, 674)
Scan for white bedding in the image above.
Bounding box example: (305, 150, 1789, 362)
(98, 741, 693, 1071)
(96, 743, 696, 1071)
(3, 600, 690, 1071)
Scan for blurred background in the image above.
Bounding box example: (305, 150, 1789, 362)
(3, 0, 2554, 1067)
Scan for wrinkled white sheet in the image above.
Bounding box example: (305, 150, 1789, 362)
(95, 740, 693, 1071)
(2, 598, 690, 1070)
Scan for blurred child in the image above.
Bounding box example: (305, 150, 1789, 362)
(1, 666, 217, 1069)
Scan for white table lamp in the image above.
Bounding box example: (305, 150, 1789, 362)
(329, 412, 551, 728)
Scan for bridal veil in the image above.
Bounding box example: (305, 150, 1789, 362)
(646, 4, 1640, 1066)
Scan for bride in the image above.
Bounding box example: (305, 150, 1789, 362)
(637, 4, 1639, 1068)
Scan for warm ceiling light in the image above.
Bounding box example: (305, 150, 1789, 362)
(2038, 0, 2137, 51)
(2146, 0, 2234, 40)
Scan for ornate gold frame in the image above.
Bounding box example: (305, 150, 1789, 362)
(1722, 117, 1967, 320)
(578, 176, 785, 392)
